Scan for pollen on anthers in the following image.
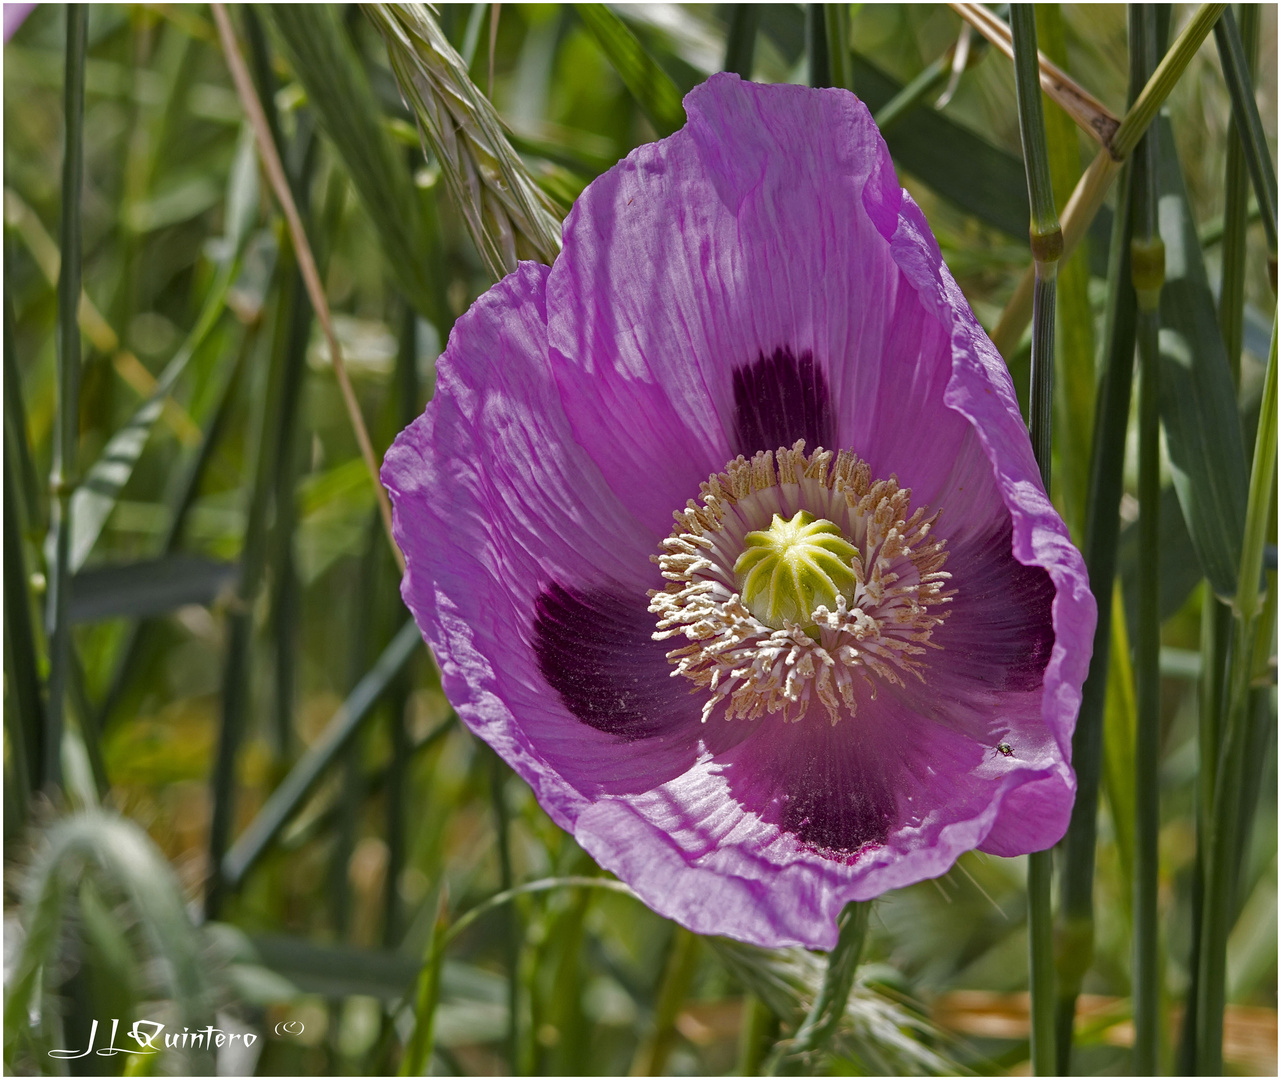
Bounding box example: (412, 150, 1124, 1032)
(648, 440, 953, 726)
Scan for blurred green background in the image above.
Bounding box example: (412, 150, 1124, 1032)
(3, 4, 1275, 1075)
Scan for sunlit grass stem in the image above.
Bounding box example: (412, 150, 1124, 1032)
(1011, 8, 1060, 1072)
(212, 3, 403, 575)
(991, 3, 1228, 358)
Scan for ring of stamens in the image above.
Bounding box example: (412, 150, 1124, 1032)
(648, 440, 953, 725)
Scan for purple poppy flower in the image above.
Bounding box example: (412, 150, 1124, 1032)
(383, 74, 1095, 950)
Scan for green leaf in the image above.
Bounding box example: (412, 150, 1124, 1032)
(1155, 117, 1250, 600)
(575, 4, 687, 137)
(220, 619, 422, 887)
(1118, 485, 1204, 640)
(69, 555, 238, 623)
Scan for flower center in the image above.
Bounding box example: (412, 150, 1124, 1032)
(649, 441, 952, 725)
(735, 511, 858, 631)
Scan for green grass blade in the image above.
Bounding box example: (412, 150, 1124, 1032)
(44, 3, 88, 794)
(575, 4, 686, 136)
(220, 619, 421, 889)
(1217, 6, 1261, 385)
(1213, 7, 1278, 257)
(266, 5, 445, 324)
(1102, 584, 1137, 906)
(1155, 116, 1250, 601)
(4, 290, 43, 535)
(1036, 4, 1095, 539)
(3, 459, 42, 815)
(630, 928, 701, 1075)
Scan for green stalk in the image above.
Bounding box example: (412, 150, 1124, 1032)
(1178, 587, 1232, 1074)
(823, 4, 851, 92)
(1011, 9, 1060, 1072)
(4, 291, 46, 797)
(206, 302, 294, 917)
(629, 928, 701, 1076)
(1218, 5, 1261, 383)
(489, 752, 520, 1072)
(1129, 12, 1165, 1069)
(1109, 4, 1227, 162)
(806, 4, 830, 88)
(722, 5, 760, 78)
(736, 994, 781, 1076)
(383, 301, 419, 947)
(44, 4, 88, 794)
(1213, 6, 1278, 260)
(1196, 314, 1276, 1073)
(767, 901, 870, 1074)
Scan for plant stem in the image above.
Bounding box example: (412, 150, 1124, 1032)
(736, 994, 780, 1076)
(722, 5, 760, 78)
(823, 4, 850, 92)
(806, 4, 830, 88)
(768, 901, 870, 1074)
(45, 4, 88, 794)
(1011, 8, 1061, 1073)
(1129, 9, 1168, 1070)
(630, 928, 701, 1076)
(489, 752, 520, 1072)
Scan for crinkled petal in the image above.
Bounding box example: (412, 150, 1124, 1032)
(383, 263, 739, 825)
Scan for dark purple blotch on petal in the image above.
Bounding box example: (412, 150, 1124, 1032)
(533, 584, 678, 741)
(781, 754, 893, 855)
(727, 721, 896, 857)
(732, 347, 835, 456)
(940, 520, 1056, 693)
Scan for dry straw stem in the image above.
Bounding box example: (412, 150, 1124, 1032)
(991, 3, 1227, 357)
(365, 3, 562, 281)
(951, 3, 1120, 149)
(211, 4, 403, 575)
